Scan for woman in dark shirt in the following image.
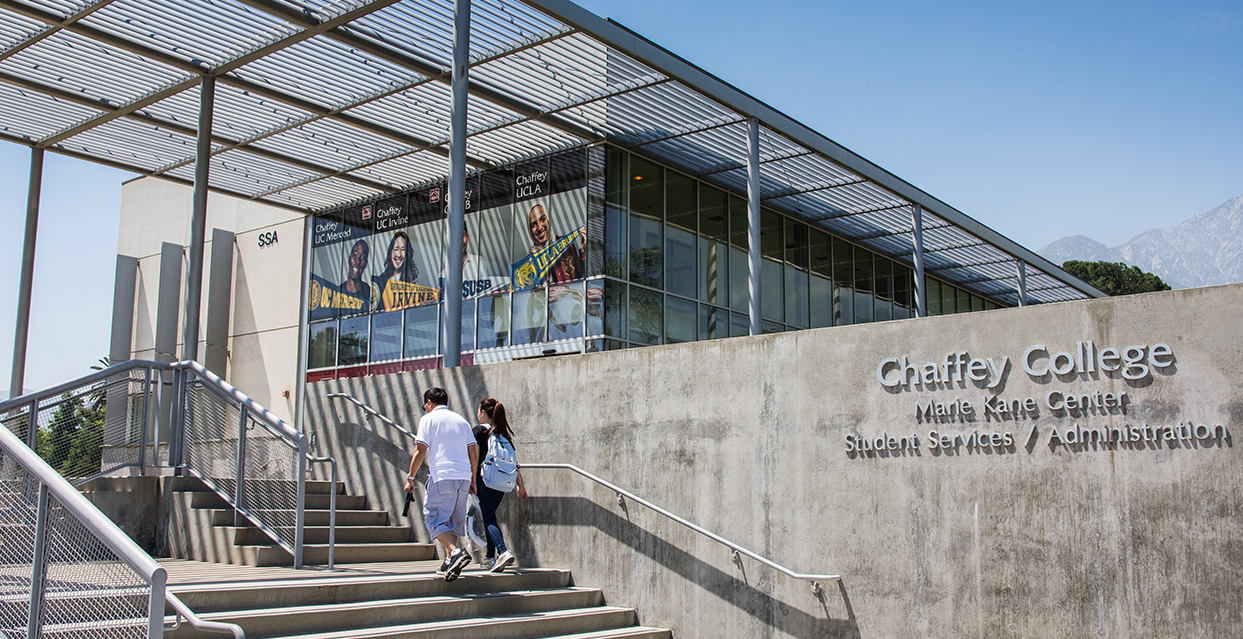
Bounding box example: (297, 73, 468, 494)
(474, 397, 528, 571)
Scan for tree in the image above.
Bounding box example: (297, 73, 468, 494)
(1062, 260, 1171, 296)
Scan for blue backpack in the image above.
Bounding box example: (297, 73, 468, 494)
(481, 433, 518, 492)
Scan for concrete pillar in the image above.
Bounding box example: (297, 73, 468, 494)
(443, 0, 470, 367)
(911, 204, 926, 318)
(204, 228, 234, 377)
(746, 118, 761, 335)
(9, 147, 43, 399)
(181, 75, 215, 362)
(108, 255, 139, 365)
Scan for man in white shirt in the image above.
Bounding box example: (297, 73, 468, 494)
(404, 387, 478, 581)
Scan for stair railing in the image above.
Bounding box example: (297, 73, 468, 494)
(174, 361, 323, 569)
(0, 420, 245, 638)
(2, 360, 336, 571)
(325, 393, 840, 595)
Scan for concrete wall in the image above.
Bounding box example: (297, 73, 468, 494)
(119, 177, 304, 421)
(305, 283, 1243, 639)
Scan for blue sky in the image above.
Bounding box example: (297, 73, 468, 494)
(1, 0, 1240, 390)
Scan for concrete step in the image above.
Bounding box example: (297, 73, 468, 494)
(210, 508, 390, 527)
(246, 543, 438, 567)
(166, 588, 605, 639)
(230, 525, 410, 545)
(172, 477, 345, 495)
(172, 605, 641, 639)
(543, 628, 671, 639)
(170, 570, 574, 614)
(190, 492, 367, 511)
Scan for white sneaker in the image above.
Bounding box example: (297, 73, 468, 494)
(479, 556, 496, 571)
(491, 550, 515, 573)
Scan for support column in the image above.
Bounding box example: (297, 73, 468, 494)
(181, 75, 215, 362)
(443, 0, 470, 368)
(911, 203, 926, 318)
(746, 118, 761, 335)
(204, 228, 234, 377)
(295, 216, 313, 433)
(10, 147, 43, 399)
(1016, 260, 1028, 307)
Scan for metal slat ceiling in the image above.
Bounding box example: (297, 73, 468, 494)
(0, 0, 1102, 304)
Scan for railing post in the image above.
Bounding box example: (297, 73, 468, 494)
(27, 482, 49, 639)
(166, 367, 183, 469)
(24, 396, 38, 449)
(294, 434, 307, 570)
(140, 366, 153, 470)
(234, 405, 248, 528)
(148, 567, 167, 639)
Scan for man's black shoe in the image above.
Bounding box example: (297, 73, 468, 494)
(443, 548, 470, 582)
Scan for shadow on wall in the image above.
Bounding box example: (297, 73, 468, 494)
(513, 495, 861, 639)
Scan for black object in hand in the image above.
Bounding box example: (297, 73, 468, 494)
(401, 491, 415, 517)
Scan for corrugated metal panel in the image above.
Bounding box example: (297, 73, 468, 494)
(0, 29, 186, 105)
(0, 81, 104, 139)
(53, 116, 199, 169)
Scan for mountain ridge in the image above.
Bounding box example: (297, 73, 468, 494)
(1038, 192, 1243, 289)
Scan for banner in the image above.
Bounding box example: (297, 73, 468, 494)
(511, 226, 584, 291)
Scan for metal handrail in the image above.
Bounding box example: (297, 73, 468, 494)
(320, 394, 840, 595)
(524, 463, 840, 595)
(327, 392, 417, 440)
(0, 422, 245, 638)
(166, 592, 245, 638)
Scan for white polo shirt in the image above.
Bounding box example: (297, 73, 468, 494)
(415, 405, 477, 482)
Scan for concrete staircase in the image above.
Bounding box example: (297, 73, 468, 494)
(167, 476, 436, 566)
(160, 561, 670, 639)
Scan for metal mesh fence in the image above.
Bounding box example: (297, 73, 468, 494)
(38, 494, 149, 638)
(181, 372, 303, 556)
(7, 367, 159, 485)
(0, 449, 151, 639)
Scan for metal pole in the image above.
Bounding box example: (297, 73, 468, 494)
(234, 404, 248, 528)
(443, 0, 470, 368)
(11, 147, 43, 400)
(295, 216, 313, 433)
(181, 75, 215, 362)
(746, 118, 761, 336)
(1016, 260, 1028, 307)
(27, 483, 49, 639)
(911, 204, 926, 318)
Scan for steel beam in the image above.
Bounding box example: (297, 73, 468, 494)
(443, 0, 470, 368)
(746, 118, 760, 335)
(9, 147, 42, 399)
(911, 204, 926, 319)
(1016, 261, 1028, 307)
(181, 76, 214, 363)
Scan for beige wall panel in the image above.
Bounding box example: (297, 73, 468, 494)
(227, 328, 300, 423)
(231, 219, 305, 336)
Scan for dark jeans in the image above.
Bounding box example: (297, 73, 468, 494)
(476, 484, 507, 557)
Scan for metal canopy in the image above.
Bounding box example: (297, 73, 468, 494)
(0, 0, 1103, 305)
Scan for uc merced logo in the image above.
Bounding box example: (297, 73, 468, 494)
(308, 280, 322, 311)
(514, 261, 537, 289)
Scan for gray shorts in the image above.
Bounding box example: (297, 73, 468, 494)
(423, 479, 470, 540)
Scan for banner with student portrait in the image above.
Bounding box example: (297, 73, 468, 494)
(306, 147, 592, 344)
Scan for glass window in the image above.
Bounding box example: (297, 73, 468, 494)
(586, 338, 627, 352)
(605, 279, 627, 339)
(338, 315, 369, 366)
(873, 256, 892, 322)
(586, 279, 604, 336)
(809, 229, 833, 329)
(512, 286, 547, 345)
(941, 282, 957, 314)
(731, 312, 749, 338)
(665, 172, 696, 299)
(985, 299, 998, 311)
(958, 289, 971, 315)
(666, 296, 697, 344)
(784, 219, 809, 329)
(586, 146, 607, 278)
(760, 209, 783, 322)
(369, 310, 403, 362)
(698, 186, 729, 307)
(460, 298, 476, 352)
(477, 292, 509, 349)
(853, 249, 873, 324)
(628, 287, 663, 346)
(307, 320, 337, 369)
(403, 304, 439, 358)
(729, 197, 749, 312)
(549, 283, 585, 341)
(832, 238, 853, 325)
(605, 148, 628, 279)
(762, 321, 783, 334)
(698, 305, 728, 341)
(927, 279, 942, 316)
(893, 262, 912, 315)
(629, 156, 663, 288)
